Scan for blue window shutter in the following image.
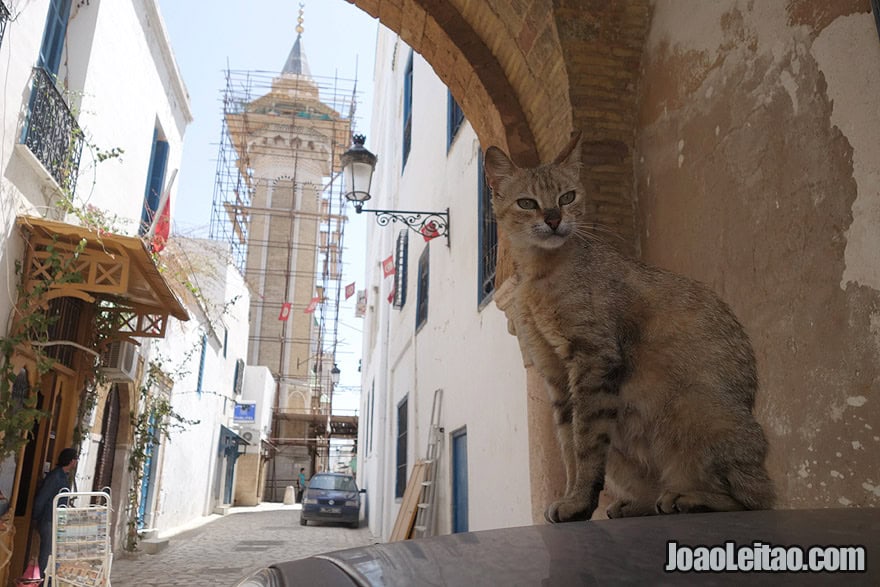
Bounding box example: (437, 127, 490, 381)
(140, 129, 169, 235)
(402, 50, 414, 170)
(196, 334, 207, 396)
(37, 0, 72, 75)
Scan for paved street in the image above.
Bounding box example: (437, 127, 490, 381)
(110, 503, 378, 586)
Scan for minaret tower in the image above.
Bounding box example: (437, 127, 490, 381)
(225, 5, 351, 481)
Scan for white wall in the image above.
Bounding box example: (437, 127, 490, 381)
(148, 238, 250, 533)
(359, 29, 532, 541)
(242, 365, 277, 450)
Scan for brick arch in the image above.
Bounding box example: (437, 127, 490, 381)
(348, 0, 543, 166)
(347, 0, 650, 249)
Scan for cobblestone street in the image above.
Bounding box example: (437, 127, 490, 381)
(110, 503, 377, 586)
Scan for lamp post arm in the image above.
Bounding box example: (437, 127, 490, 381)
(358, 207, 450, 245)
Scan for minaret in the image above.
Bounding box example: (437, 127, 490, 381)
(225, 5, 351, 480)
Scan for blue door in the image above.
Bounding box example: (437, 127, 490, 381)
(451, 429, 468, 533)
(138, 414, 158, 529)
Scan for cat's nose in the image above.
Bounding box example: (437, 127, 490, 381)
(544, 211, 561, 231)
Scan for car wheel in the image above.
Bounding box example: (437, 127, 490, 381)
(300, 517, 307, 526)
(349, 521, 359, 529)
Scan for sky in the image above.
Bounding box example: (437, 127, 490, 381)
(155, 1, 380, 403)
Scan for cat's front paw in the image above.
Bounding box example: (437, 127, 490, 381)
(655, 492, 713, 514)
(544, 497, 595, 523)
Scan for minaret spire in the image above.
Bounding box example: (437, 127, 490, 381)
(281, 3, 311, 77)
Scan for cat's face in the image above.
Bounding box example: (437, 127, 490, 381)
(484, 133, 584, 251)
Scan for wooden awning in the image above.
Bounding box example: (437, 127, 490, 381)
(17, 216, 188, 339)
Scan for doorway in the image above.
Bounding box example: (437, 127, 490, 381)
(451, 428, 468, 533)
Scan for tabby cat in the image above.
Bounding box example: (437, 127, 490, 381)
(484, 132, 775, 523)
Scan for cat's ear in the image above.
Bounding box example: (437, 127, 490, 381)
(553, 130, 583, 167)
(484, 146, 516, 195)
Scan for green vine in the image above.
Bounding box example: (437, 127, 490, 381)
(124, 359, 199, 552)
(0, 237, 88, 465)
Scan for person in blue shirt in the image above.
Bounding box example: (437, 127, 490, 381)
(32, 448, 78, 577)
(297, 468, 308, 503)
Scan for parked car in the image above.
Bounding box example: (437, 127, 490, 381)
(237, 508, 879, 586)
(300, 472, 364, 528)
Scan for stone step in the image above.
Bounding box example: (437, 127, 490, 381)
(142, 538, 169, 555)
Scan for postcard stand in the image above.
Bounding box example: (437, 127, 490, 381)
(48, 490, 112, 587)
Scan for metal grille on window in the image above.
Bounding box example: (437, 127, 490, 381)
(44, 296, 86, 369)
(22, 67, 84, 194)
(393, 230, 408, 309)
(478, 151, 498, 305)
(0, 1, 10, 49)
(396, 396, 408, 498)
(416, 246, 429, 330)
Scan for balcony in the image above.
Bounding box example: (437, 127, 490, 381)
(21, 67, 83, 195)
(0, 1, 9, 49)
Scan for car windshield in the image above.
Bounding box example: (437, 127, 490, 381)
(309, 475, 357, 491)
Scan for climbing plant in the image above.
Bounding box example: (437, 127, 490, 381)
(0, 236, 87, 465)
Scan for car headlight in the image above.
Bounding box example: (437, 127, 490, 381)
(344, 500, 358, 507)
(303, 498, 318, 504)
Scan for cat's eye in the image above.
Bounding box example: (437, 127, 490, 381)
(516, 198, 538, 210)
(559, 191, 576, 206)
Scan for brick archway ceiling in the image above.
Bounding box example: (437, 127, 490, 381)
(349, 0, 650, 250)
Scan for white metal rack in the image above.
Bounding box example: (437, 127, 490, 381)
(49, 490, 113, 587)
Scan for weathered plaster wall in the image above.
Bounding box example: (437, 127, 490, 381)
(637, 0, 880, 508)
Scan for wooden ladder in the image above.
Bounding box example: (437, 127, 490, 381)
(413, 388, 443, 539)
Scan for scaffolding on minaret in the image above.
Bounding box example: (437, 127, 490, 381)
(208, 32, 363, 487)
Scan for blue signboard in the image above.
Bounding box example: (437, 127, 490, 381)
(233, 402, 256, 422)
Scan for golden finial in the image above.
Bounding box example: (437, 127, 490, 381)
(296, 3, 305, 35)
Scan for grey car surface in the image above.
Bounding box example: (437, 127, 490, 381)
(238, 508, 878, 586)
(300, 472, 363, 529)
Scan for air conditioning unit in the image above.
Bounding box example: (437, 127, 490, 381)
(239, 426, 260, 445)
(100, 340, 139, 383)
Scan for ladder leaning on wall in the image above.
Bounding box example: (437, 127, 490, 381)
(413, 388, 443, 539)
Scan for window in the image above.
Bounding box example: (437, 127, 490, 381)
(140, 127, 169, 236)
(196, 333, 207, 396)
(447, 90, 465, 150)
(37, 0, 72, 75)
(395, 396, 408, 498)
(368, 381, 375, 455)
(402, 50, 414, 170)
(478, 150, 498, 307)
(393, 230, 408, 309)
(415, 246, 429, 331)
(0, 1, 11, 50)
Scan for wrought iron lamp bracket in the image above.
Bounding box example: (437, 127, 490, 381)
(355, 205, 450, 246)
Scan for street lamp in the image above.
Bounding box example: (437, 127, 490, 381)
(330, 364, 340, 385)
(341, 134, 450, 243)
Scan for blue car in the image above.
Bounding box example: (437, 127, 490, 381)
(300, 472, 364, 528)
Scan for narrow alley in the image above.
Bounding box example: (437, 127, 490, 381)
(109, 503, 376, 587)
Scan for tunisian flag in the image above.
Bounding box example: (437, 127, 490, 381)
(150, 195, 171, 253)
(278, 302, 292, 321)
(345, 282, 356, 300)
(382, 255, 395, 278)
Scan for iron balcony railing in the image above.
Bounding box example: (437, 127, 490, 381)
(22, 67, 84, 195)
(0, 1, 10, 49)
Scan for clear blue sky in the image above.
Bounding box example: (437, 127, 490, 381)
(156, 0, 380, 395)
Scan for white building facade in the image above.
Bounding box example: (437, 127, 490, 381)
(357, 29, 532, 541)
(0, 0, 260, 576)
